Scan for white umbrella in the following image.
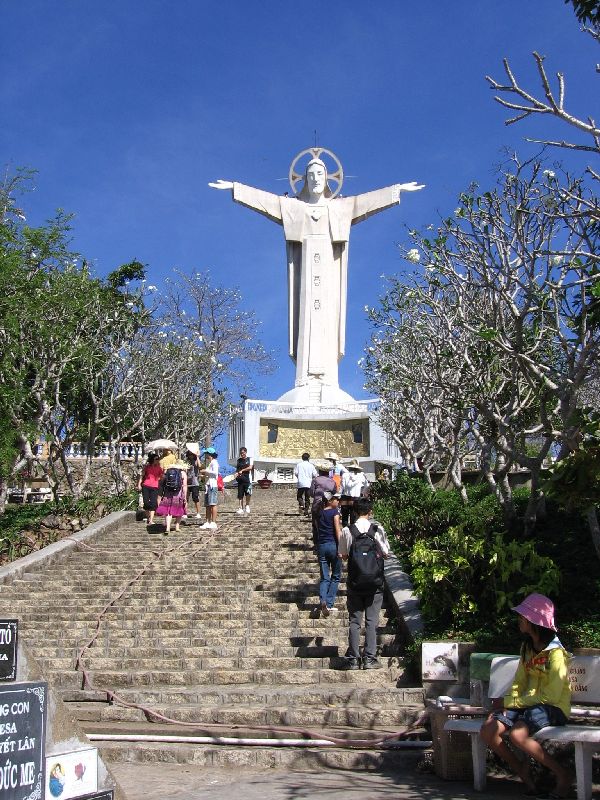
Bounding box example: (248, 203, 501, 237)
(146, 439, 178, 453)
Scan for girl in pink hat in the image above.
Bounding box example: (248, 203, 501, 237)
(480, 593, 573, 798)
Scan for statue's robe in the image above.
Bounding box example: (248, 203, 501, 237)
(232, 183, 401, 390)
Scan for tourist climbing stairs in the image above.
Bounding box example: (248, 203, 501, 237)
(1, 490, 425, 769)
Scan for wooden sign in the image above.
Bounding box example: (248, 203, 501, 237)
(0, 681, 47, 800)
(0, 621, 18, 682)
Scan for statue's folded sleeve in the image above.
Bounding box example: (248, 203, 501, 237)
(233, 183, 282, 224)
(351, 185, 401, 226)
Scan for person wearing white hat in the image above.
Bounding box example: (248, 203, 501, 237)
(325, 452, 347, 493)
(198, 447, 219, 530)
(340, 460, 369, 527)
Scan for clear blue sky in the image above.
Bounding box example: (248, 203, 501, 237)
(1, 1, 596, 403)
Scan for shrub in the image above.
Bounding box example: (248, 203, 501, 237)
(374, 474, 584, 652)
(410, 527, 559, 629)
(0, 489, 137, 566)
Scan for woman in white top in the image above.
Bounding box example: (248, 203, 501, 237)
(199, 447, 220, 530)
(339, 461, 369, 527)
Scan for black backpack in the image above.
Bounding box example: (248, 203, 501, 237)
(347, 523, 385, 594)
(164, 467, 182, 493)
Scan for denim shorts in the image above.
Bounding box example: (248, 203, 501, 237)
(205, 486, 218, 506)
(492, 704, 568, 735)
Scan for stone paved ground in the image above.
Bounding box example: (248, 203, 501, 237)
(110, 758, 526, 800)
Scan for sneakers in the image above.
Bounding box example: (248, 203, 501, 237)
(195, 513, 202, 519)
(181, 514, 188, 520)
(341, 657, 361, 671)
(363, 658, 383, 670)
(236, 508, 244, 515)
(199, 522, 211, 529)
(245, 506, 250, 514)
(327, 607, 339, 616)
(208, 521, 218, 530)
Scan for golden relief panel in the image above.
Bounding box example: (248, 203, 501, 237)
(259, 418, 369, 459)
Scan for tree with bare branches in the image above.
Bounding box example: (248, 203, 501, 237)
(486, 24, 599, 169)
(161, 270, 274, 444)
(365, 157, 600, 548)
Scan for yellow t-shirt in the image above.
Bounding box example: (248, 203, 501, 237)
(503, 641, 571, 718)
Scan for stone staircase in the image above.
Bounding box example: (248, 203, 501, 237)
(1, 489, 426, 770)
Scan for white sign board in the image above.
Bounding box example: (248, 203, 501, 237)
(45, 748, 97, 800)
(422, 642, 459, 681)
(569, 656, 600, 702)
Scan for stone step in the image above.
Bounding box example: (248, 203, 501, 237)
(45, 655, 349, 671)
(0, 492, 418, 771)
(94, 739, 423, 770)
(49, 665, 405, 688)
(21, 618, 396, 633)
(33, 640, 403, 661)
(59, 684, 424, 708)
(69, 700, 423, 728)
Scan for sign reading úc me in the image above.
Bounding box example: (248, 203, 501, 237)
(0, 681, 47, 800)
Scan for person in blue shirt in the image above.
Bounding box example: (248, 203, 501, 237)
(316, 491, 342, 617)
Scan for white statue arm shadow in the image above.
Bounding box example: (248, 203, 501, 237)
(351, 182, 424, 226)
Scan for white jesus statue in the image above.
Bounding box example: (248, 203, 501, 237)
(210, 149, 423, 404)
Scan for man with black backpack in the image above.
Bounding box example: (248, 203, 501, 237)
(338, 497, 391, 670)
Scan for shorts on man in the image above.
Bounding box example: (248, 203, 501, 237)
(237, 483, 252, 500)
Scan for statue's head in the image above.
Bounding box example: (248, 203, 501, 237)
(298, 157, 333, 200)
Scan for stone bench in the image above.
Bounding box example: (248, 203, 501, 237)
(442, 655, 600, 799)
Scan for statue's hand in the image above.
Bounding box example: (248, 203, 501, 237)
(208, 180, 234, 190)
(398, 181, 425, 192)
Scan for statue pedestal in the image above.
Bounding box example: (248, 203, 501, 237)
(227, 393, 400, 482)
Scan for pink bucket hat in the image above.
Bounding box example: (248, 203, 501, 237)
(511, 593, 557, 631)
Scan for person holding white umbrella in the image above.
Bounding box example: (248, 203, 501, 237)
(146, 438, 179, 471)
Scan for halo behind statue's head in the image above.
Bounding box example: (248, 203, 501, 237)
(289, 147, 344, 199)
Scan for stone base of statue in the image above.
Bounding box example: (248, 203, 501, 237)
(227, 384, 400, 482)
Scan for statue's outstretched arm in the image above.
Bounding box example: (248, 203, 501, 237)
(209, 180, 282, 224)
(398, 181, 425, 192)
(208, 180, 234, 190)
(351, 182, 424, 225)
